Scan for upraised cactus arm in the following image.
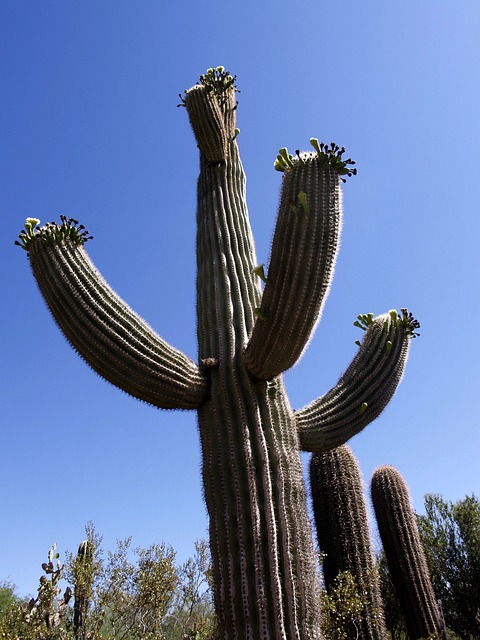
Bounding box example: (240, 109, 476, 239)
(244, 142, 355, 380)
(296, 309, 419, 452)
(17, 217, 207, 410)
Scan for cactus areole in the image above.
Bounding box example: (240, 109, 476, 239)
(18, 67, 419, 639)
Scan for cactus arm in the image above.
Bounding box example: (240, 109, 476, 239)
(295, 310, 419, 452)
(244, 142, 355, 380)
(21, 219, 207, 410)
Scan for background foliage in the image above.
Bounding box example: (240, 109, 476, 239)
(2, 493, 479, 638)
(0, 527, 215, 640)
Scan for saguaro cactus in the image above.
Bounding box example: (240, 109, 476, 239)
(310, 445, 386, 638)
(73, 540, 94, 640)
(17, 67, 419, 639)
(371, 466, 445, 639)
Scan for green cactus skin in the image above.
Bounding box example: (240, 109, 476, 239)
(22, 218, 207, 410)
(18, 67, 418, 639)
(310, 445, 387, 639)
(244, 147, 342, 379)
(371, 466, 445, 639)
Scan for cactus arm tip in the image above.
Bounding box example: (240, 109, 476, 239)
(182, 66, 240, 163)
(274, 140, 357, 182)
(355, 308, 420, 340)
(15, 216, 93, 252)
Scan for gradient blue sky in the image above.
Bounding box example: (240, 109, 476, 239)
(2, 1, 480, 597)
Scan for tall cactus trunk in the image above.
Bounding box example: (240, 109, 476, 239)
(194, 131, 320, 637)
(199, 372, 319, 637)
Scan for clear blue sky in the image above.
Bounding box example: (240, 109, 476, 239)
(2, 1, 480, 598)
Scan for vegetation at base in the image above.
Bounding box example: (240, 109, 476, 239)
(320, 570, 384, 640)
(417, 494, 480, 640)
(0, 525, 216, 640)
(1, 493, 479, 639)
(0, 583, 21, 621)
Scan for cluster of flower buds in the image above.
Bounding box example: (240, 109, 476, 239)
(383, 309, 421, 339)
(178, 65, 238, 108)
(397, 308, 421, 338)
(353, 309, 420, 352)
(354, 309, 420, 339)
(274, 138, 357, 181)
(354, 312, 376, 331)
(199, 66, 237, 96)
(15, 215, 93, 251)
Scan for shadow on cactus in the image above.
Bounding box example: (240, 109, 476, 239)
(17, 66, 419, 639)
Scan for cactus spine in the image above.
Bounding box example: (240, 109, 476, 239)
(310, 445, 386, 638)
(18, 67, 418, 639)
(371, 466, 445, 639)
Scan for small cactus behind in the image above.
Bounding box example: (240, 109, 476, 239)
(18, 544, 72, 636)
(371, 465, 445, 639)
(310, 445, 386, 638)
(73, 539, 94, 640)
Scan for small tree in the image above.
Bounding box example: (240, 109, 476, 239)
(320, 570, 374, 640)
(65, 526, 216, 640)
(0, 581, 21, 620)
(90, 537, 178, 639)
(417, 494, 480, 640)
(164, 539, 216, 639)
